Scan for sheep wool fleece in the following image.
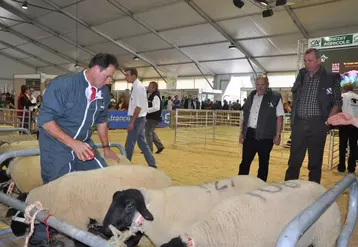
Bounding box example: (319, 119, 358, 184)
(26, 165, 172, 231)
(176, 180, 341, 247)
(8, 152, 131, 193)
(135, 175, 267, 246)
(38, 71, 110, 183)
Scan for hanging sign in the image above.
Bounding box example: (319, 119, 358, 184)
(308, 33, 358, 49)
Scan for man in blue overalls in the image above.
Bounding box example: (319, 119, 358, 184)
(30, 53, 120, 247)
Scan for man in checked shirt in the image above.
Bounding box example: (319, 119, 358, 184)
(285, 48, 342, 184)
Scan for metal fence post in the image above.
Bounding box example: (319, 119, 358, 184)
(276, 174, 357, 247)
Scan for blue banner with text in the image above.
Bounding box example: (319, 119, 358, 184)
(108, 110, 171, 129)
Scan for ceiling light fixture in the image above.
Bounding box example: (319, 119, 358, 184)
(22, 1, 28, 9)
(257, 0, 268, 7)
(228, 44, 237, 50)
(276, 0, 287, 6)
(133, 56, 139, 61)
(233, 0, 244, 8)
(262, 8, 274, 18)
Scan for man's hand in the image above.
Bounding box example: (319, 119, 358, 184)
(239, 134, 244, 144)
(127, 122, 134, 132)
(69, 140, 95, 161)
(103, 147, 120, 163)
(273, 135, 281, 146)
(327, 112, 353, 126)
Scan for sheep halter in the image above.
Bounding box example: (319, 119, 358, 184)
(107, 212, 146, 247)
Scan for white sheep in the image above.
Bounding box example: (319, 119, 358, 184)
(160, 180, 342, 247)
(102, 175, 267, 246)
(7, 151, 131, 193)
(24, 164, 172, 232)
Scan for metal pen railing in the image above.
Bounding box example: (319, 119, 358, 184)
(0, 143, 127, 165)
(0, 192, 110, 247)
(276, 174, 358, 247)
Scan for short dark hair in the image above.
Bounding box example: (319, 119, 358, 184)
(342, 83, 354, 92)
(21, 85, 28, 93)
(124, 68, 138, 78)
(88, 53, 119, 70)
(305, 48, 321, 58)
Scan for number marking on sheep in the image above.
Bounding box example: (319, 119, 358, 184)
(247, 182, 301, 201)
(200, 179, 236, 193)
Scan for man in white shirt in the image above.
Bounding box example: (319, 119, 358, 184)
(124, 68, 156, 168)
(337, 83, 358, 173)
(238, 75, 284, 182)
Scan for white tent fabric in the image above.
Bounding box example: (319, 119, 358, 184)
(0, 0, 356, 80)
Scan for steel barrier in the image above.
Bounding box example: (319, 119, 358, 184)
(276, 174, 358, 247)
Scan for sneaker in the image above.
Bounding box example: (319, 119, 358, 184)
(28, 239, 65, 247)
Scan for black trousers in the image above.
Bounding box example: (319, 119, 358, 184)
(285, 118, 328, 184)
(238, 128, 274, 182)
(338, 125, 357, 173)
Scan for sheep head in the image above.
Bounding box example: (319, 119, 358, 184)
(160, 236, 187, 247)
(103, 188, 154, 234)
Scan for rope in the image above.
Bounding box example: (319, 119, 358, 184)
(6, 181, 14, 195)
(23, 201, 48, 247)
(108, 223, 142, 247)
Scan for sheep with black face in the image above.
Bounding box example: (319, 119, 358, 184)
(103, 175, 267, 247)
(6, 164, 172, 247)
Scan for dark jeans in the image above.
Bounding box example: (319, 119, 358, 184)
(125, 117, 156, 167)
(338, 125, 357, 173)
(285, 118, 328, 184)
(238, 128, 274, 182)
(145, 119, 164, 152)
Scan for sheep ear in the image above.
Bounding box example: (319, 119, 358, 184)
(136, 201, 154, 221)
(112, 191, 123, 200)
(123, 189, 154, 221)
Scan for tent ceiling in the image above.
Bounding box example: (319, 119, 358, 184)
(0, 0, 356, 79)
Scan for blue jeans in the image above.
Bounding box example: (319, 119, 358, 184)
(125, 117, 156, 168)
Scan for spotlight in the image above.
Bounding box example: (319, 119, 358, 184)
(256, 0, 268, 7)
(22, 1, 28, 9)
(233, 0, 244, 8)
(74, 63, 79, 68)
(228, 44, 237, 50)
(276, 0, 287, 6)
(262, 8, 273, 18)
(133, 56, 139, 61)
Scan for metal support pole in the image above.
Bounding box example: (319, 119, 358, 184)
(0, 149, 40, 164)
(337, 181, 358, 247)
(276, 174, 358, 247)
(327, 130, 333, 170)
(174, 110, 178, 145)
(204, 111, 207, 149)
(0, 143, 127, 165)
(95, 143, 127, 158)
(0, 192, 110, 247)
(0, 128, 31, 136)
(212, 111, 216, 141)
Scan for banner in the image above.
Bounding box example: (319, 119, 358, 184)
(308, 33, 358, 49)
(108, 110, 171, 129)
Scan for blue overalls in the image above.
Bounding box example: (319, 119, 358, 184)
(31, 71, 110, 245)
